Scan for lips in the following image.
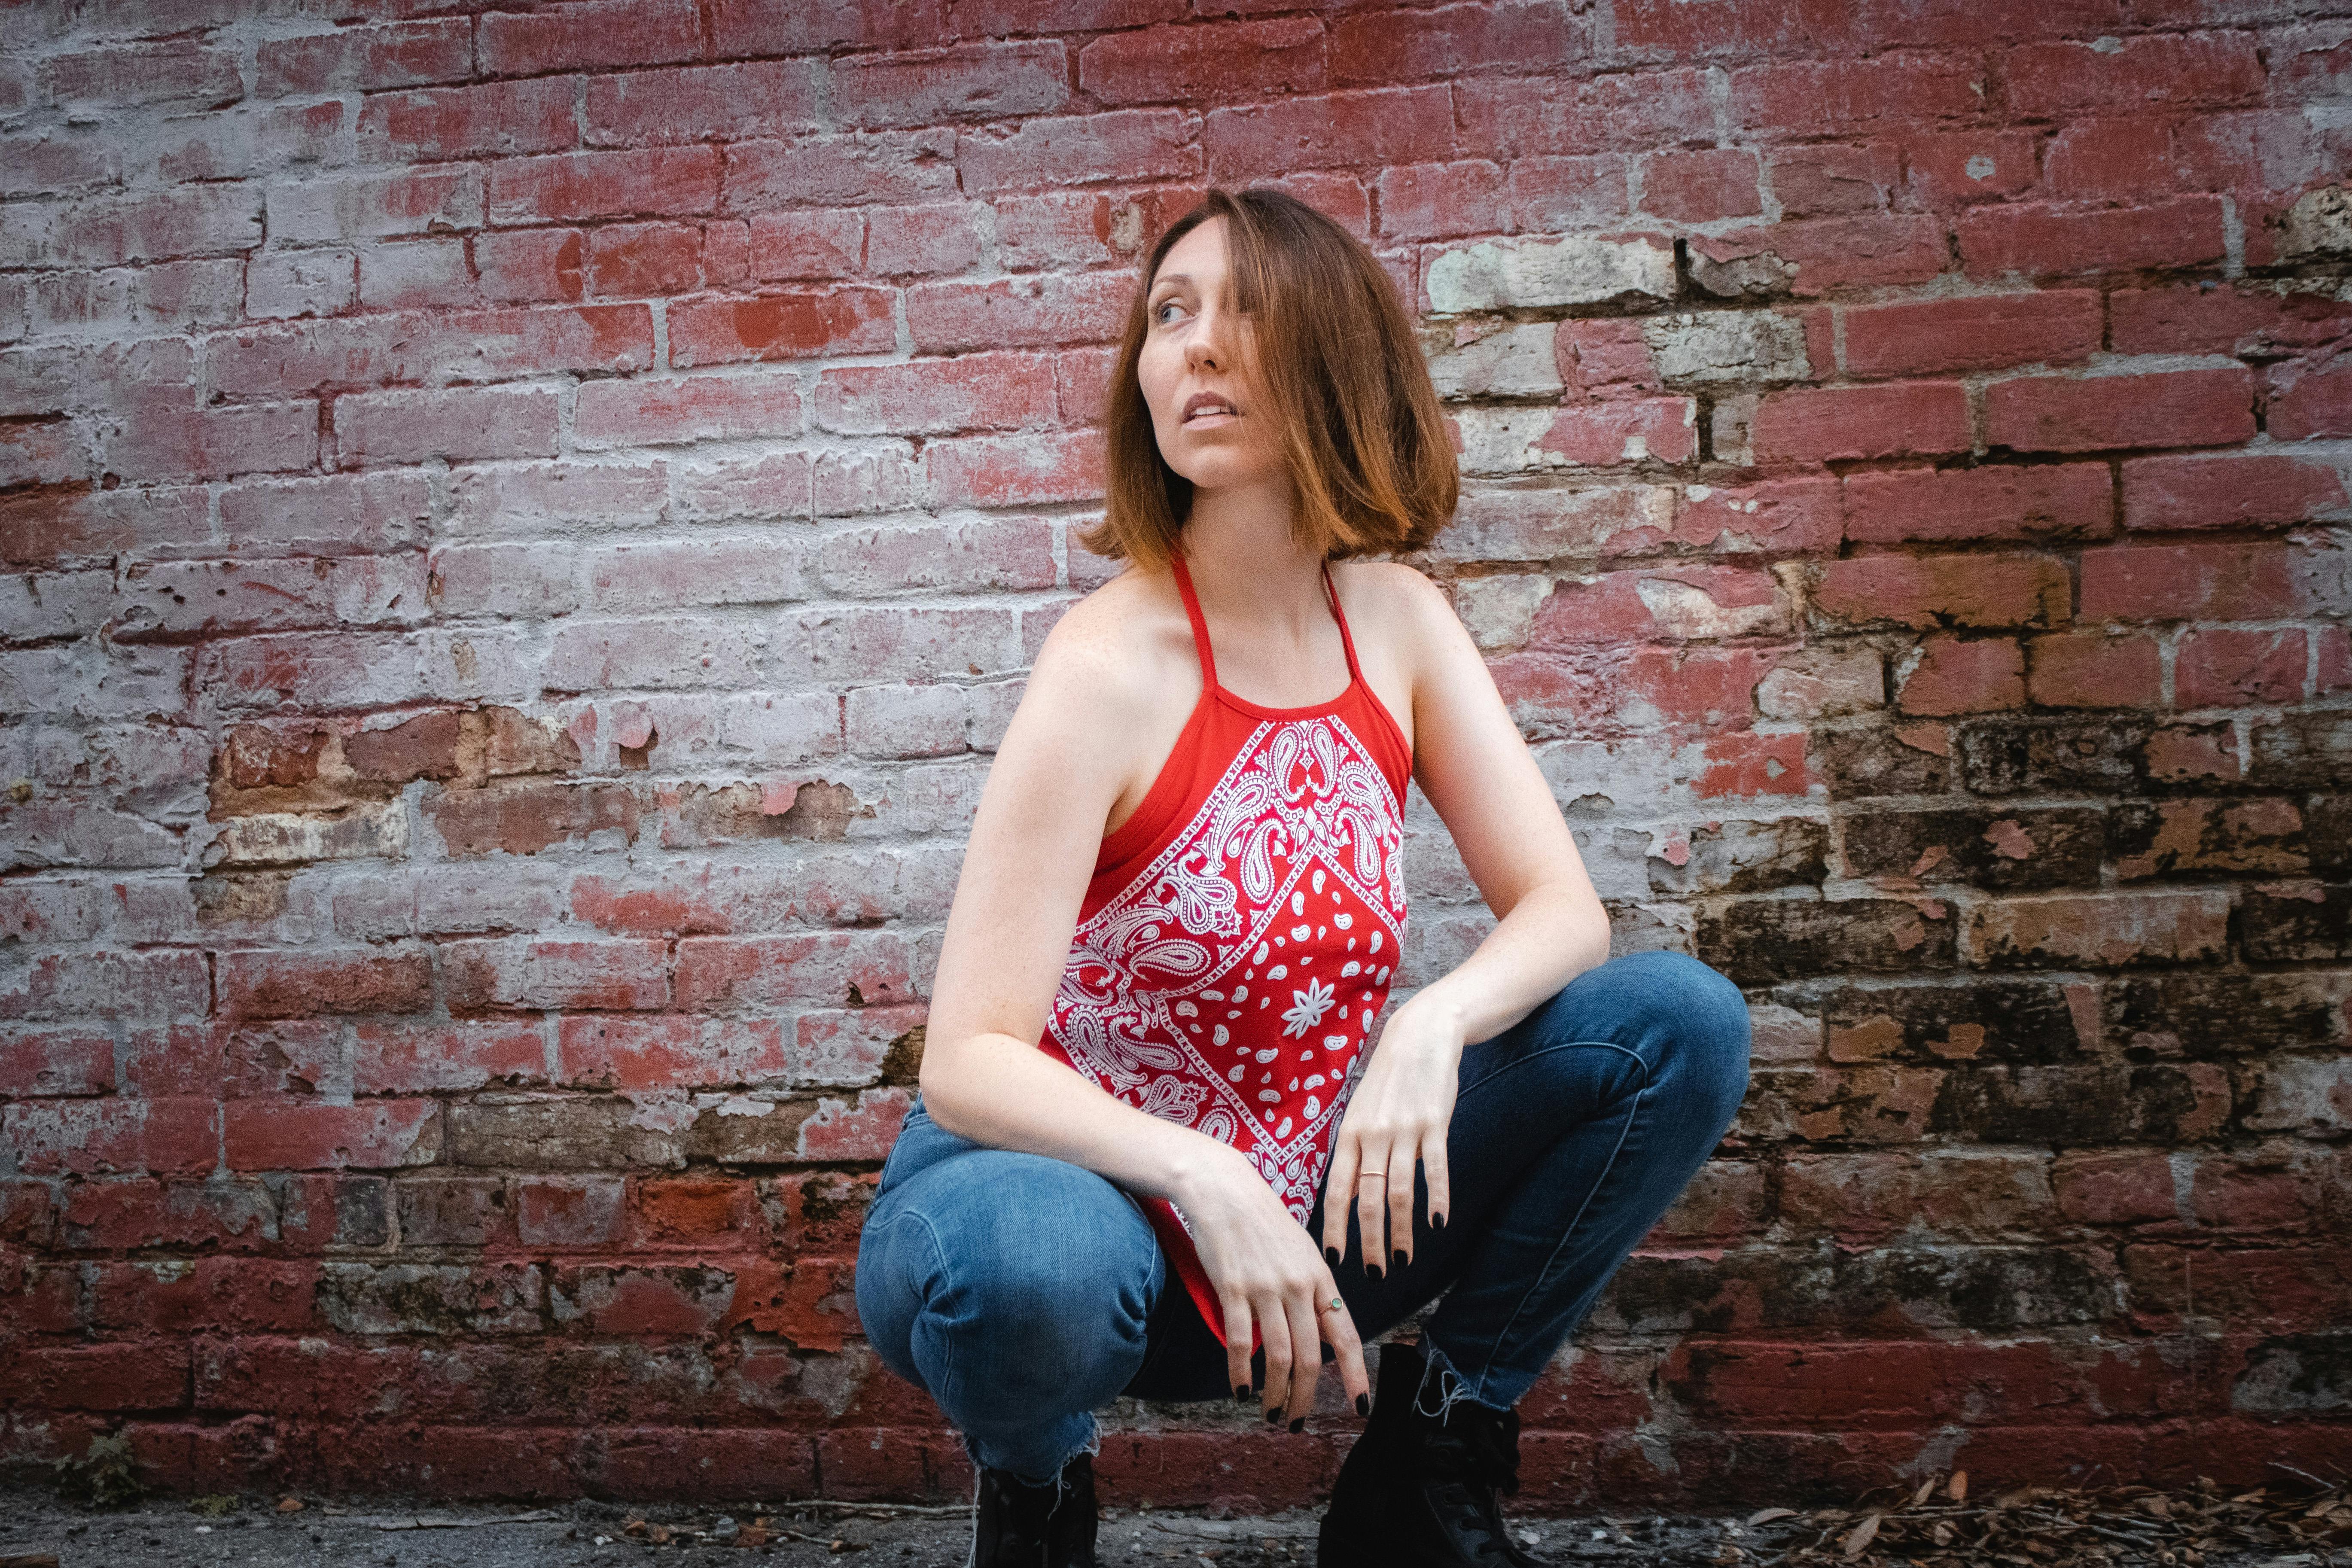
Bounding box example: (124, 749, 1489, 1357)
(1183, 391, 1239, 422)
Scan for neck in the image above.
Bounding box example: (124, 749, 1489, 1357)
(1178, 481, 1329, 647)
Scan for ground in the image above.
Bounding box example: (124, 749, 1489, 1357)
(2, 1488, 2348, 1567)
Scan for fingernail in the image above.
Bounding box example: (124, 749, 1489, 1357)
(1324, 1246, 1341, 1267)
(1264, 1405, 1282, 1425)
(1356, 1392, 1371, 1416)
(1366, 1264, 1382, 1281)
(1432, 1212, 1446, 1230)
(1392, 1248, 1408, 1270)
(1235, 1384, 1250, 1402)
(1320, 1342, 1335, 1364)
(1288, 1417, 1304, 1434)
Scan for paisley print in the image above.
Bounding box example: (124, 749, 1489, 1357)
(1035, 551, 1414, 1352)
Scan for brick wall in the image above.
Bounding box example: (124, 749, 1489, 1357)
(3, 0, 2349, 1512)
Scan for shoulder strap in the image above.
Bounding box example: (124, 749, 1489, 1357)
(1321, 560, 1365, 685)
(1168, 549, 1218, 690)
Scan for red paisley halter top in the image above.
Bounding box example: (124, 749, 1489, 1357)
(1036, 548, 1414, 1352)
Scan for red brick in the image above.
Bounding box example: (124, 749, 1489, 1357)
(2080, 541, 2340, 622)
(2, 1098, 217, 1176)
(1844, 462, 2111, 545)
(2025, 631, 2164, 709)
(0, 1025, 115, 1096)
(1957, 195, 2227, 278)
(555, 1014, 789, 1090)
(256, 19, 472, 96)
(1809, 554, 2070, 631)
(2268, 359, 2352, 440)
(1844, 288, 2107, 376)
(831, 41, 1069, 130)
(1692, 214, 1947, 297)
(2112, 279, 2352, 358)
(210, 304, 656, 394)
(585, 61, 823, 147)
(2005, 34, 2265, 119)
(579, 376, 809, 451)
(478, 0, 702, 76)
(1693, 728, 1813, 799)
(443, 938, 670, 1014)
(1529, 565, 1789, 646)
(1895, 636, 2024, 716)
(666, 289, 897, 368)
(1765, 143, 1899, 219)
(1752, 381, 1969, 463)
(0, 1343, 189, 1411)
(2121, 451, 2348, 531)
(583, 222, 707, 297)
(2177, 628, 2307, 708)
(1078, 18, 1324, 107)
(1984, 368, 2255, 454)
(631, 1177, 758, 1248)
(1967, 891, 2232, 969)
(353, 1020, 548, 1095)
(334, 385, 561, 467)
(475, 227, 585, 304)
(673, 933, 914, 1012)
(222, 1099, 441, 1171)
(40, 41, 242, 110)
(89, 1257, 317, 1333)
(516, 1175, 626, 1247)
(218, 949, 433, 1021)
(95, 393, 317, 482)
(358, 78, 579, 162)
(487, 146, 718, 226)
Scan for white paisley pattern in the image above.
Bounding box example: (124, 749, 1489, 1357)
(1042, 711, 1408, 1230)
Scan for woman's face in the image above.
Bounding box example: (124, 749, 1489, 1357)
(1137, 216, 1286, 495)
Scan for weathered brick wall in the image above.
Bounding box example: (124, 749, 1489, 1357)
(3, 0, 2348, 1512)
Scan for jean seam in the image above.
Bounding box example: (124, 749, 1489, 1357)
(1456, 1036, 1646, 1102)
(887, 1205, 957, 1416)
(1453, 1041, 1654, 1402)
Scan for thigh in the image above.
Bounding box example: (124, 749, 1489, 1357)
(1308, 950, 1748, 1342)
(855, 1095, 1167, 1382)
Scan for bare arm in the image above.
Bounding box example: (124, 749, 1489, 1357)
(915, 595, 1247, 1200)
(1396, 564, 1610, 1044)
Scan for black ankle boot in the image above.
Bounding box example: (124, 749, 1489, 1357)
(1318, 1340, 1546, 1567)
(970, 1448, 1099, 1567)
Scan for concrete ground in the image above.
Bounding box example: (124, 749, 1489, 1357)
(3, 1488, 2348, 1567)
(0, 1491, 1791, 1567)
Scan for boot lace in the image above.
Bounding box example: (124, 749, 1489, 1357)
(1423, 1407, 1541, 1566)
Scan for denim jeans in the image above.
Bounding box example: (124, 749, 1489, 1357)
(852, 948, 1753, 1486)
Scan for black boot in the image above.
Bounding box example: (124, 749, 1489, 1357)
(969, 1448, 1099, 1567)
(1318, 1339, 1546, 1567)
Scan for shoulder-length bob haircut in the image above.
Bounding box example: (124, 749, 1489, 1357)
(1075, 187, 1458, 575)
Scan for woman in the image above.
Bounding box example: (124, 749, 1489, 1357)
(853, 188, 1753, 1568)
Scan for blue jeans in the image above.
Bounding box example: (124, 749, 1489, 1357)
(853, 949, 1752, 1486)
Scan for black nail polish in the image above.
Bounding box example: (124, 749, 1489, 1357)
(1235, 1384, 1251, 1402)
(1288, 1417, 1304, 1434)
(1432, 1212, 1446, 1230)
(1356, 1392, 1370, 1416)
(1320, 1342, 1335, 1364)
(1264, 1405, 1282, 1425)
(1366, 1263, 1382, 1281)
(1324, 1246, 1341, 1267)
(1393, 1248, 1408, 1270)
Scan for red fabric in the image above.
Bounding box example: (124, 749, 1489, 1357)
(1036, 550, 1413, 1354)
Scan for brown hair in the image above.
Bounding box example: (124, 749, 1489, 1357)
(1075, 187, 1459, 574)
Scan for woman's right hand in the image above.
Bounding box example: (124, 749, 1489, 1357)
(1177, 1145, 1372, 1428)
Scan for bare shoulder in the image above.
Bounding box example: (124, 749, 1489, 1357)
(1022, 566, 1183, 728)
(1332, 558, 1458, 666)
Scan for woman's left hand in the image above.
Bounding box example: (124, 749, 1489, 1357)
(1318, 997, 1466, 1277)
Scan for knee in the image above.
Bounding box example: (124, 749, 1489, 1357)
(920, 1165, 1156, 1384)
(1618, 950, 1752, 1124)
